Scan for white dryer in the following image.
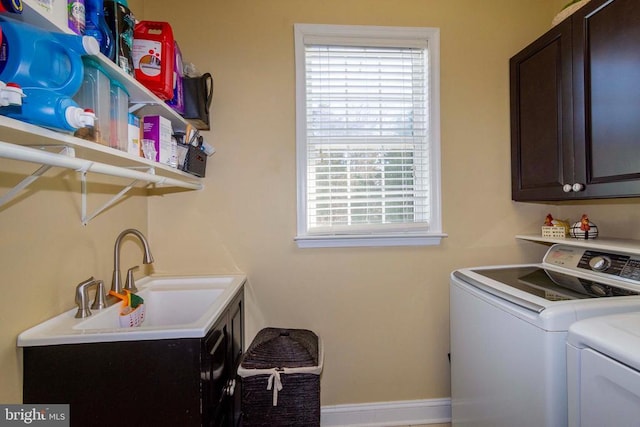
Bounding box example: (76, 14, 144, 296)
(567, 311, 640, 427)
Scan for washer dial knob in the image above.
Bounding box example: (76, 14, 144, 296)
(589, 256, 611, 272)
(590, 283, 607, 296)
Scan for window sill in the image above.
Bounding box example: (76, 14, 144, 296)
(294, 233, 448, 248)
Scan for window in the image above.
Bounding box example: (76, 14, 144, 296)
(294, 24, 445, 248)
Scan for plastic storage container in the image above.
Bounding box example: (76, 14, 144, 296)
(132, 21, 175, 100)
(177, 143, 207, 177)
(238, 328, 323, 427)
(109, 79, 128, 151)
(74, 57, 111, 145)
(0, 16, 99, 131)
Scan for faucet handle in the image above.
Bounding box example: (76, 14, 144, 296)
(91, 280, 108, 310)
(124, 266, 140, 293)
(75, 277, 96, 319)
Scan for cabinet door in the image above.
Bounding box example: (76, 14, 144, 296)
(24, 339, 202, 427)
(510, 18, 574, 201)
(573, 0, 640, 198)
(202, 320, 229, 426)
(229, 289, 244, 370)
(228, 289, 244, 426)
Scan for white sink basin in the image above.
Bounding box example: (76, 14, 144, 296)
(18, 274, 246, 347)
(74, 281, 226, 330)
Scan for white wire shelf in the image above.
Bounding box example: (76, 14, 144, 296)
(3, 2, 204, 224)
(0, 116, 203, 224)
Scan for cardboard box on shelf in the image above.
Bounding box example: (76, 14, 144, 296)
(127, 113, 141, 157)
(141, 115, 176, 167)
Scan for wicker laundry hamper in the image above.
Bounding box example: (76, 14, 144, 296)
(238, 328, 323, 427)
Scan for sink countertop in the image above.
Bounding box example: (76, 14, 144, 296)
(17, 274, 246, 347)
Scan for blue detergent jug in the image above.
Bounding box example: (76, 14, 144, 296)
(0, 16, 100, 131)
(84, 0, 114, 60)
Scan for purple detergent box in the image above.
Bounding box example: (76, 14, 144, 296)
(142, 115, 175, 166)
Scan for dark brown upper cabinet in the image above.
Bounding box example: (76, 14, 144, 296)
(511, 0, 640, 201)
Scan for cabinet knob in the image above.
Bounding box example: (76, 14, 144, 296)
(225, 379, 236, 396)
(562, 183, 585, 192)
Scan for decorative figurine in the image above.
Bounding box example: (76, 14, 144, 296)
(570, 214, 599, 240)
(542, 214, 570, 238)
(544, 213, 554, 227)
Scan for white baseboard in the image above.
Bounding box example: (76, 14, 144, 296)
(321, 398, 452, 426)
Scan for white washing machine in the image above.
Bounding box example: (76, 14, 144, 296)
(450, 243, 640, 427)
(567, 311, 640, 427)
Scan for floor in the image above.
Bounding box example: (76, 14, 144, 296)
(404, 424, 450, 427)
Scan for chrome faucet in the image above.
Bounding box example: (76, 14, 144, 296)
(110, 229, 154, 298)
(75, 277, 108, 318)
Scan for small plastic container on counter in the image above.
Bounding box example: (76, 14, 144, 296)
(74, 57, 111, 145)
(109, 79, 129, 151)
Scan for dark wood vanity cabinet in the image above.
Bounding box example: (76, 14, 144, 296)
(23, 287, 244, 427)
(511, 0, 640, 201)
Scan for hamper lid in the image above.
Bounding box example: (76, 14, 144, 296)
(241, 328, 319, 369)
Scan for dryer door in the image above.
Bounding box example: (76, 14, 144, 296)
(579, 348, 640, 427)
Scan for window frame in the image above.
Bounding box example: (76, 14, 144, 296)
(294, 23, 446, 248)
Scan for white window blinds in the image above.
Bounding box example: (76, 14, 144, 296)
(295, 24, 443, 247)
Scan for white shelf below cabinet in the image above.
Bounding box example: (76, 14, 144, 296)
(516, 234, 640, 255)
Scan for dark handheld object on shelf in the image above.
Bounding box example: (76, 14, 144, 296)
(182, 72, 213, 130)
(104, 0, 134, 76)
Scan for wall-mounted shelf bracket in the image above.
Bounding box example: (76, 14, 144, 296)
(0, 145, 74, 209)
(0, 139, 202, 223)
(80, 166, 154, 225)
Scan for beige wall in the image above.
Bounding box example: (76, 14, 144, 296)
(0, 162, 150, 402)
(3, 0, 639, 409)
(141, 0, 561, 406)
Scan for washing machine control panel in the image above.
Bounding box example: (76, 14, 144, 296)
(578, 251, 631, 276)
(544, 245, 640, 284)
(620, 259, 640, 281)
